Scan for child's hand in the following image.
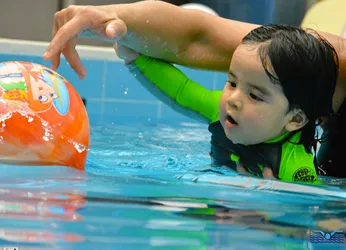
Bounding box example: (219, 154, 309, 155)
(236, 162, 276, 180)
(114, 43, 140, 65)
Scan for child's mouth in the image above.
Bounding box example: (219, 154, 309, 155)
(227, 115, 238, 125)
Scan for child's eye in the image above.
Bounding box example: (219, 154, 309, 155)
(228, 81, 236, 88)
(249, 93, 264, 102)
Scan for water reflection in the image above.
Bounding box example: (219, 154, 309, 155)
(0, 228, 84, 243)
(0, 189, 85, 221)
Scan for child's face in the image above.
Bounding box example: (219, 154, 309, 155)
(219, 44, 294, 145)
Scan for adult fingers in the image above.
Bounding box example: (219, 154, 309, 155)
(51, 18, 61, 70)
(62, 40, 86, 79)
(44, 10, 91, 60)
(106, 19, 127, 41)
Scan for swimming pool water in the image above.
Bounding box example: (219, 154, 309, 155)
(0, 121, 345, 250)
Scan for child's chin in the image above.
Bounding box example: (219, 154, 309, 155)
(226, 134, 257, 146)
(225, 134, 244, 145)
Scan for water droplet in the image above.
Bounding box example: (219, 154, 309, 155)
(67, 138, 88, 153)
(27, 116, 34, 122)
(41, 120, 49, 127)
(146, 20, 150, 23)
(161, 42, 168, 48)
(42, 136, 49, 141)
(138, 132, 143, 139)
(74, 143, 87, 153)
(124, 88, 128, 95)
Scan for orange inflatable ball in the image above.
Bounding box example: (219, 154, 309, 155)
(0, 61, 90, 170)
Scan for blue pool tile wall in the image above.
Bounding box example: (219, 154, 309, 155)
(0, 53, 227, 125)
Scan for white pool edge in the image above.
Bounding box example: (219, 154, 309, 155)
(0, 38, 122, 62)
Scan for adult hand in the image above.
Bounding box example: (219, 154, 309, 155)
(236, 162, 276, 179)
(43, 5, 127, 79)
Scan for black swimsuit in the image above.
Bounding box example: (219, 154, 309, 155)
(209, 121, 285, 178)
(317, 99, 346, 178)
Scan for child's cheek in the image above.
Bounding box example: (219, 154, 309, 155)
(245, 111, 270, 125)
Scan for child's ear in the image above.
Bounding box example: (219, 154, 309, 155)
(285, 109, 309, 132)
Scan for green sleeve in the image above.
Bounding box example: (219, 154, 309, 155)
(127, 55, 221, 124)
(279, 132, 323, 185)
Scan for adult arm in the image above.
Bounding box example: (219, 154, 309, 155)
(44, 0, 346, 84)
(44, 0, 257, 78)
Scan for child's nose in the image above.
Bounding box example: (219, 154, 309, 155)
(227, 92, 242, 110)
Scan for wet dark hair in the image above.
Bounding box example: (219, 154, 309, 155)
(242, 24, 339, 154)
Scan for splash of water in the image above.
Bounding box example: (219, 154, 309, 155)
(67, 138, 88, 153)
